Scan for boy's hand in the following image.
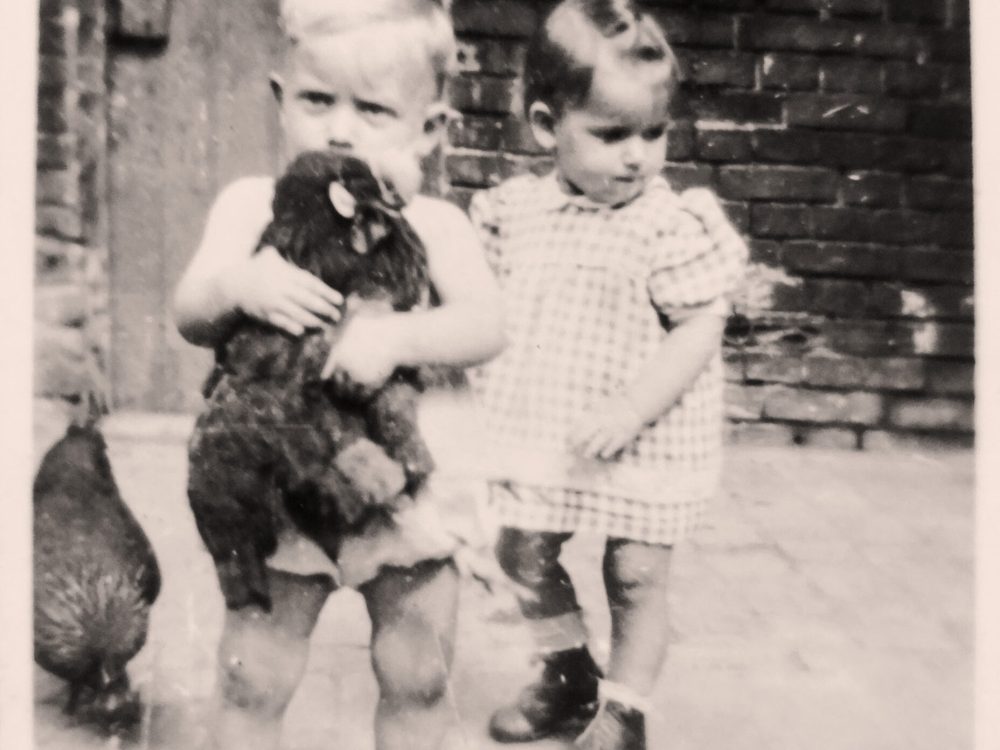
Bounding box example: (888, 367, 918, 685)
(223, 246, 344, 336)
(321, 313, 404, 390)
(569, 396, 646, 460)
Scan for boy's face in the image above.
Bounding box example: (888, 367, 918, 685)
(545, 68, 670, 205)
(276, 34, 442, 166)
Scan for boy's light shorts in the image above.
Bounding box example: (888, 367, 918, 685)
(267, 490, 466, 588)
(267, 387, 493, 588)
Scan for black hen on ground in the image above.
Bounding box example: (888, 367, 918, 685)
(187, 151, 439, 612)
(33, 418, 161, 733)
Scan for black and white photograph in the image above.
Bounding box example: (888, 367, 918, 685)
(1, 0, 992, 749)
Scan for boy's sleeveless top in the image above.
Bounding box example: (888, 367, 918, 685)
(470, 172, 747, 543)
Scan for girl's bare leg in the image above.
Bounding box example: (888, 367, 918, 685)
(602, 538, 673, 695)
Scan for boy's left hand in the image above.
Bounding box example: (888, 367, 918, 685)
(321, 313, 403, 390)
(569, 396, 646, 460)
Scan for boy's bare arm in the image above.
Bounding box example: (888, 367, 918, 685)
(173, 178, 342, 347)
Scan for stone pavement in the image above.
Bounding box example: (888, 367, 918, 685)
(32, 400, 973, 750)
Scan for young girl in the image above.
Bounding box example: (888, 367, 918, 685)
(470, 2, 748, 748)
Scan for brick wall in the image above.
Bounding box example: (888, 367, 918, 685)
(33, 0, 973, 448)
(34, 0, 110, 407)
(446, 0, 974, 450)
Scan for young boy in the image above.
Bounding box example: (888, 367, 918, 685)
(173, 2, 505, 749)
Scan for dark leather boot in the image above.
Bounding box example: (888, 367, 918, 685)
(489, 646, 603, 742)
(573, 699, 646, 750)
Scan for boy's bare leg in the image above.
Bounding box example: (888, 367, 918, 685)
(209, 568, 335, 750)
(361, 558, 459, 750)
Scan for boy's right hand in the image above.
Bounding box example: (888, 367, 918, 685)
(222, 246, 344, 336)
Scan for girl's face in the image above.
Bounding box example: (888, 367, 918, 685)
(545, 68, 671, 205)
(276, 32, 443, 166)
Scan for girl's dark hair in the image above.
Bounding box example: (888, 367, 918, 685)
(523, 0, 681, 118)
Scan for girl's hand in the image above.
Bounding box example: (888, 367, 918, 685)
(569, 396, 646, 460)
(222, 246, 343, 336)
(321, 313, 404, 390)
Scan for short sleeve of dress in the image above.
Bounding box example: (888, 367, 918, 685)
(647, 187, 748, 318)
(468, 188, 507, 280)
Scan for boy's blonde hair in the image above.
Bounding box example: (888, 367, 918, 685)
(524, 0, 681, 117)
(280, 0, 457, 97)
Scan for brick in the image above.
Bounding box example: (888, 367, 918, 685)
(909, 103, 972, 140)
(855, 26, 929, 59)
(887, 397, 973, 431)
(942, 64, 971, 98)
(448, 115, 502, 151)
(808, 207, 945, 245)
(724, 420, 797, 447)
(36, 205, 83, 241)
(721, 201, 751, 233)
(718, 165, 839, 202)
(38, 54, 70, 90)
(928, 28, 971, 63)
(813, 132, 886, 168)
(744, 17, 856, 53)
(802, 355, 926, 390)
(752, 130, 821, 163)
(37, 94, 69, 134)
(679, 50, 756, 87)
(499, 117, 545, 155)
(752, 204, 813, 238)
(34, 284, 87, 328)
(663, 163, 715, 190)
(762, 386, 884, 425)
(862, 429, 973, 450)
(940, 141, 973, 178)
(37, 133, 74, 169)
(455, 38, 526, 76)
(820, 58, 883, 94)
(666, 124, 696, 161)
(444, 185, 476, 212)
(444, 152, 500, 186)
(35, 235, 85, 284)
(780, 240, 901, 278)
(842, 171, 903, 207)
(924, 360, 974, 395)
(34, 324, 88, 398)
(899, 247, 973, 284)
(449, 76, 517, 114)
(796, 426, 861, 449)
(724, 383, 771, 420)
(38, 16, 71, 56)
(689, 92, 784, 124)
(884, 61, 945, 97)
(760, 54, 820, 91)
(742, 352, 808, 384)
(897, 285, 973, 320)
(748, 239, 784, 265)
(825, 0, 886, 16)
(795, 278, 899, 318)
(35, 169, 80, 208)
(784, 94, 907, 132)
(696, 129, 753, 162)
(452, 0, 541, 37)
(823, 319, 974, 356)
(887, 0, 948, 24)
(649, 10, 736, 48)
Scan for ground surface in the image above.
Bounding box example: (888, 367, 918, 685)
(32, 398, 973, 750)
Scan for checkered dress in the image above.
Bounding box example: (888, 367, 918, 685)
(469, 172, 747, 545)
